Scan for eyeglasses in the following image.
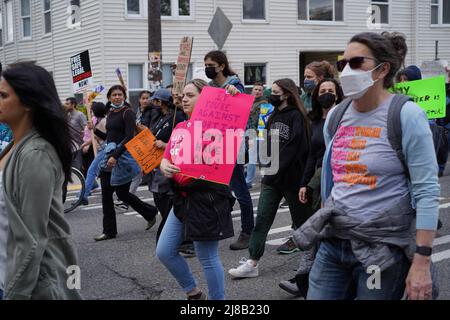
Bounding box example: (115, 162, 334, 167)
(336, 56, 378, 72)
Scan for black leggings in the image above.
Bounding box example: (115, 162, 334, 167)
(100, 171, 157, 236)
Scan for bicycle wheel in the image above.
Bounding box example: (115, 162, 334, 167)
(64, 167, 86, 213)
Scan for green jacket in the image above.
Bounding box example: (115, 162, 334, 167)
(1, 130, 82, 300)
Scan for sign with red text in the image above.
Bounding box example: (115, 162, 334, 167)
(71, 50, 93, 93)
(170, 87, 254, 185)
(173, 37, 194, 95)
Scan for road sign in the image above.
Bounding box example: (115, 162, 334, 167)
(208, 7, 232, 50)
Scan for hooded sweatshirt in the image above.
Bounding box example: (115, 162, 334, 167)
(262, 105, 310, 190)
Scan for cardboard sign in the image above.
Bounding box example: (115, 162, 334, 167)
(173, 37, 194, 95)
(393, 76, 447, 119)
(71, 50, 94, 93)
(257, 103, 274, 141)
(171, 87, 254, 185)
(125, 128, 164, 174)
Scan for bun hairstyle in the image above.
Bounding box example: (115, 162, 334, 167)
(305, 61, 336, 80)
(350, 32, 408, 88)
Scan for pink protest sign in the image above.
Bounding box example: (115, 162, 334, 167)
(172, 87, 254, 185)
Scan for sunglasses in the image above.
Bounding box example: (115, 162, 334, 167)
(336, 56, 378, 72)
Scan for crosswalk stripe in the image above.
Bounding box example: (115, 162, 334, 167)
(434, 235, 450, 246)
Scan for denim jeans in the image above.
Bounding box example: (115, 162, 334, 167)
(156, 210, 225, 300)
(82, 150, 104, 201)
(245, 140, 259, 186)
(307, 238, 410, 300)
(0, 288, 3, 300)
(230, 164, 254, 235)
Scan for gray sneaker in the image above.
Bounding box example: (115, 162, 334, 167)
(229, 232, 251, 250)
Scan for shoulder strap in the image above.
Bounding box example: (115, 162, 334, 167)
(387, 94, 413, 180)
(327, 98, 353, 138)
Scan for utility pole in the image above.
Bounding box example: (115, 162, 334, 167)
(147, 0, 162, 93)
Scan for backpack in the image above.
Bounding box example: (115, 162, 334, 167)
(327, 94, 412, 179)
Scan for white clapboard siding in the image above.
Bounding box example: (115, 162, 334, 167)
(0, 0, 449, 103)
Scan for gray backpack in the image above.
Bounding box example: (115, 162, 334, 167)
(326, 94, 412, 179)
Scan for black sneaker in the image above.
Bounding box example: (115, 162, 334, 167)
(187, 291, 207, 300)
(437, 219, 443, 230)
(114, 201, 129, 212)
(280, 199, 289, 209)
(279, 278, 302, 297)
(276, 238, 299, 254)
(178, 242, 196, 257)
(229, 232, 251, 250)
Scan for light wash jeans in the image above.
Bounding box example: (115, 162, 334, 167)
(156, 210, 225, 300)
(82, 149, 104, 201)
(245, 139, 259, 186)
(307, 238, 410, 300)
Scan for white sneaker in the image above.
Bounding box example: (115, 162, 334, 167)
(228, 258, 259, 278)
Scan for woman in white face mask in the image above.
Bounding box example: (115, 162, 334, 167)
(298, 32, 440, 301)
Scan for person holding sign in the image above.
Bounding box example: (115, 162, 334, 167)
(157, 79, 235, 300)
(204, 50, 255, 251)
(228, 78, 313, 279)
(296, 32, 439, 300)
(147, 88, 184, 242)
(94, 85, 158, 242)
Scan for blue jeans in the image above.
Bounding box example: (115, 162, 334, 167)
(245, 139, 258, 186)
(156, 210, 225, 300)
(0, 288, 3, 300)
(307, 238, 410, 300)
(82, 150, 104, 201)
(230, 164, 254, 235)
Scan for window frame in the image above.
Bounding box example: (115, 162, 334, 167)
(125, 0, 145, 19)
(431, 0, 450, 26)
(127, 63, 146, 107)
(370, 0, 390, 26)
(242, 0, 268, 23)
(297, 0, 345, 25)
(5, 0, 14, 44)
(243, 62, 268, 89)
(20, 0, 32, 40)
(161, 0, 194, 20)
(43, 0, 52, 35)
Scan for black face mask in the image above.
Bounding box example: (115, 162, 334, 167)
(205, 67, 218, 80)
(317, 93, 336, 109)
(269, 94, 283, 107)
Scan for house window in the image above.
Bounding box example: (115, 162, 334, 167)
(21, 0, 32, 39)
(244, 63, 267, 87)
(68, 0, 81, 28)
(371, 0, 389, 24)
(298, 0, 344, 22)
(5, 0, 14, 43)
(243, 0, 265, 20)
(431, 0, 450, 25)
(128, 64, 145, 108)
(43, 0, 52, 34)
(127, 0, 141, 15)
(162, 63, 193, 88)
(161, 0, 191, 17)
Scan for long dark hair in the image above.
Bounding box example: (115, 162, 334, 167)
(310, 78, 344, 122)
(2, 62, 72, 182)
(204, 50, 237, 77)
(269, 78, 311, 143)
(349, 32, 408, 88)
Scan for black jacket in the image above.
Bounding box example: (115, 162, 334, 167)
(262, 105, 310, 191)
(300, 118, 325, 187)
(172, 180, 235, 241)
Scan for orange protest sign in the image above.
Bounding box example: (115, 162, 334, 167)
(125, 128, 164, 174)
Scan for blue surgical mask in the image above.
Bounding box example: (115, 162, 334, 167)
(304, 79, 316, 92)
(110, 102, 125, 110)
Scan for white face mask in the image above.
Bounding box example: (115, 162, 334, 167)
(339, 63, 382, 100)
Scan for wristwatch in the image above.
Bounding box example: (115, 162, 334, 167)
(415, 246, 433, 257)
